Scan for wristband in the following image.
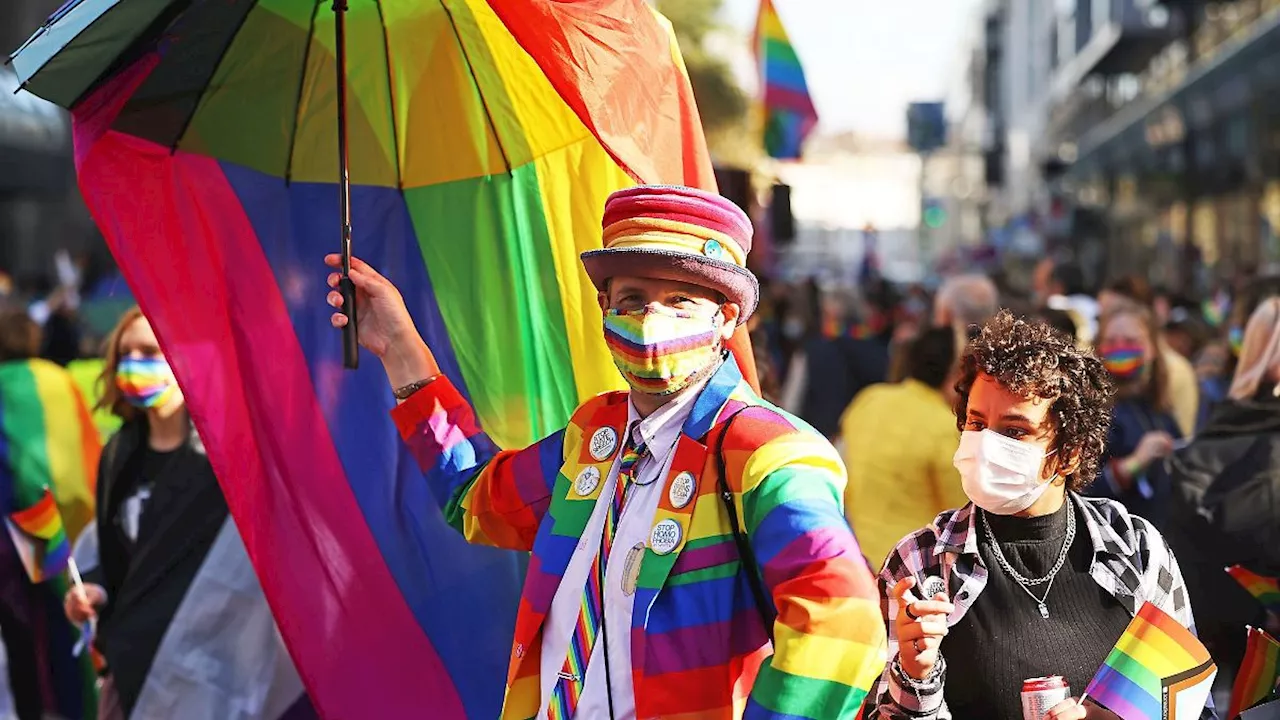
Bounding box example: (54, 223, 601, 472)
(893, 652, 944, 687)
(393, 374, 442, 400)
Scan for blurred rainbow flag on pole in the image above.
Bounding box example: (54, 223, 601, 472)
(1084, 602, 1216, 720)
(5, 487, 70, 583)
(754, 0, 819, 159)
(1230, 627, 1280, 719)
(1230, 565, 1280, 614)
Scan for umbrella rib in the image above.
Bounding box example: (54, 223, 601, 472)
(285, 0, 323, 184)
(168, 0, 261, 155)
(373, 0, 403, 190)
(439, 0, 511, 174)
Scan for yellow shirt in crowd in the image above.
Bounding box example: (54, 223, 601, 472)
(839, 379, 968, 570)
(1161, 344, 1199, 438)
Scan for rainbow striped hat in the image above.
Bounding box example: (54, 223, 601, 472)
(581, 185, 759, 322)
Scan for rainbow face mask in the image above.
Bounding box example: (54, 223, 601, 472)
(116, 356, 179, 409)
(603, 306, 722, 396)
(1100, 343, 1147, 381)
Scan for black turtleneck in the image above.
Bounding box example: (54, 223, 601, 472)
(941, 498, 1133, 720)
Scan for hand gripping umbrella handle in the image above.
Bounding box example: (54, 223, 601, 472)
(340, 275, 359, 369)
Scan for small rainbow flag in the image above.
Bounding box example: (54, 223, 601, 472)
(754, 0, 819, 159)
(1084, 602, 1216, 720)
(1230, 627, 1280, 718)
(1229, 566, 1280, 614)
(1203, 291, 1231, 329)
(5, 487, 71, 583)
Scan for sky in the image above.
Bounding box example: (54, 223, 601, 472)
(720, 0, 985, 138)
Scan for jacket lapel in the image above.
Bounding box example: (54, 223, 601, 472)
(505, 396, 629, 697)
(546, 399, 628, 558)
(631, 361, 747, 665)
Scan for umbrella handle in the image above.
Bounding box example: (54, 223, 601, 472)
(340, 275, 359, 369)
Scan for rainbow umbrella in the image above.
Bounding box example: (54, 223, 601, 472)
(10, 2, 751, 718)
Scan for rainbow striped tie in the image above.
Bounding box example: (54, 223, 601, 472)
(547, 431, 648, 719)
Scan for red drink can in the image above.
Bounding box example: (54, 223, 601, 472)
(1021, 676, 1071, 720)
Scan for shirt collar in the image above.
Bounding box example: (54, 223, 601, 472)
(627, 374, 712, 452)
(933, 493, 1132, 560)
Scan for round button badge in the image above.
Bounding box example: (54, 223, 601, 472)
(588, 427, 618, 461)
(649, 519, 683, 555)
(668, 471, 696, 509)
(574, 466, 601, 496)
(702, 238, 724, 260)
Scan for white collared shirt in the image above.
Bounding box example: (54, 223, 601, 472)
(537, 379, 707, 720)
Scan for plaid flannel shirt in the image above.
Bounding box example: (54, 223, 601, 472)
(867, 494, 1217, 720)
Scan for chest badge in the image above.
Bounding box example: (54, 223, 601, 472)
(621, 542, 645, 596)
(574, 466, 601, 496)
(668, 471, 696, 509)
(649, 518, 683, 555)
(588, 427, 619, 461)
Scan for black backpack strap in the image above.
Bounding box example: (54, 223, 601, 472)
(714, 408, 777, 642)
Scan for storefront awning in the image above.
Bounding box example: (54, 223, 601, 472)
(1070, 9, 1280, 176)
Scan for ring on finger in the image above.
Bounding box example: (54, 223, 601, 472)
(904, 605, 919, 620)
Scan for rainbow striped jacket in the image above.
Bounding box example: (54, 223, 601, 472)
(392, 360, 886, 719)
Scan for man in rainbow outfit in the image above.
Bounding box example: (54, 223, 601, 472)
(324, 185, 886, 719)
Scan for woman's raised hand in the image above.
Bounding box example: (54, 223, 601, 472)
(891, 576, 954, 680)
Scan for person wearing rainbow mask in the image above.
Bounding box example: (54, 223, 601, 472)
(325, 185, 887, 719)
(63, 308, 309, 720)
(1090, 300, 1182, 527)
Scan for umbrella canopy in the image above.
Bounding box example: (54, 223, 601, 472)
(11, 1, 747, 718)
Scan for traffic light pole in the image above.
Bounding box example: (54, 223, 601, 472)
(918, 149, 933, 278)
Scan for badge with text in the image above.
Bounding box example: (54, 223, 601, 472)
(574, 466, 601, 496)
(621, 542, 645, 596)
(668, 471, 696, 509)
(649, 518, 683, 555)
(588, 427, 619, 461)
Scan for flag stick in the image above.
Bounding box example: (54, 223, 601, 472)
(67, 556, 86, 595)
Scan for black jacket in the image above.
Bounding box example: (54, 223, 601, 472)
(799, 335, 889, 438)
(1165, 397, 1280, 674)
(85, 418, 229, 715)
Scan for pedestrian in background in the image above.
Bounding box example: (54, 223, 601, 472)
(840, 326, 966, 569)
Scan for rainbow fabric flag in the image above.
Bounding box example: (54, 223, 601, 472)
(755, 0, 819, 159)
(5, 487, 70, 582)
(1229, 566, 1280, 614)
(0, 358, 99, 545)
(1231, 627, 1280, 718)
(0, 358, 100, 718)
(60, 3, 733, 717)
(1084, 602, 1216, 720)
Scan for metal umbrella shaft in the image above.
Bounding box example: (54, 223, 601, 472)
(333, 0, 359, 369)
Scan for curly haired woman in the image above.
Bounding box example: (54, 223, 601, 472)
(868, 312, 1212, 720)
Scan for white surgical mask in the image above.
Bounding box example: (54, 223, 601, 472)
(953, 429, 1056, 515)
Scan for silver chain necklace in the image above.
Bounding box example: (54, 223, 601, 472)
(980, 497, 1076, 619)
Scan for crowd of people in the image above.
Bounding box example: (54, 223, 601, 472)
(0, 182, 1277, 720)
(746, 256, 1280, 712)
